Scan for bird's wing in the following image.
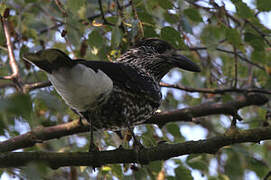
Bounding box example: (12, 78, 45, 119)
(75, 60, 161, 104)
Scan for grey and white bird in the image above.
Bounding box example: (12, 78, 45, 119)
(23, 38, 200, 150)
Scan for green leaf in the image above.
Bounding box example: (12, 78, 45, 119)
(67, 0, 85, 15)
(201, 25, 224, 49)
(225, 28, 241, 47)
(163, 12, 179, 24)
(184, 8, 203, 22)
(157, 0, 173, 9)
(0, 25, 5, 46)
(88, 30, 105, 49)
(148, 161, 162, 173)
(0, 94, 32, 119)
(28, 21, 48, 32)
(34, 91, 63, 111)
(143, 26, 159, 38)
(186, 154, 208, 172)
(112, 164, 123, 179)
(138, 11, 155, 25)
(244, 32, 265, 50)
(224, 149, 244, 179)
(257, 0, 271, 11)
(181, 16, 193, 34)
(247, 156, 268, 178)
(166, 123, 182, 138)
(160, 26, 184, 48)
(66, 15, 82, 46)
(234, 1, 254, 18)
(111, 27, 122, 48)
(175, 164, 193, 180)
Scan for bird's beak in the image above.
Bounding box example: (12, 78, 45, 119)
(163, 53, 201, 72)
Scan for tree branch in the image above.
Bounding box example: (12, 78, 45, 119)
(0, 12, 22, 91)
(23, 81, 52, 93)
(146, 93, 268, 126)
(0, 93, 267, 153)
(160, 82, 271, 95)
(1, 126, 271, 168)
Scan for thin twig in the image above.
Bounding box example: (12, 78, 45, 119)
(115, 0, 127, 33)
(233, 46, 238, 88)
(98, 0, 114, 26)
(38, 3, 131, 34)
(0, 14, 22, 91)
(160, 82, 271, 95)
(54, 0, 68, 17)
(188, 46, 265, 71)
(23, 81, 51, 93)
(130, 0, 144, 37)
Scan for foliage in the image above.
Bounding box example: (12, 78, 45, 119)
(0, 0, 271, 179)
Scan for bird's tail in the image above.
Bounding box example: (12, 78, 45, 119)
(23, 49, 74, 73)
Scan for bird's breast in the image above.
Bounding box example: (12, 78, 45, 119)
(47, 64, 113, 112)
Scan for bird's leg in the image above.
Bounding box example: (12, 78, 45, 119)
(127, 122, 149, 165)
(88, 112, 99, 152)
(115, 130, 124, 149)
(87, 112, 100, 171)
(127, 122, 144, 150)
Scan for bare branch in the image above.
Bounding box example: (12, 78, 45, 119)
(1, 126, 271, 168)
(22, 81, 51, 93)
(0, 13, 22, 91)
(233, 46, 238, 88)
(0, 93, 267, 153)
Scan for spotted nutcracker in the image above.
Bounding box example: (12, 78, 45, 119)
(23, 38, 200, 150)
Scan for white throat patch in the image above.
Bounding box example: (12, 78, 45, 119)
(47, 64, 113, 112)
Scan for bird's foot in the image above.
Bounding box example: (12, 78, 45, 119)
(133, 137, 145, 152)
(133, 142, 149, 166)
(130, 131, 149, 165)
(88, 142, 99, 152)
(88, 143, 101, 171)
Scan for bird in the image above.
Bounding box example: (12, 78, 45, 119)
(23, 38, 200, 151)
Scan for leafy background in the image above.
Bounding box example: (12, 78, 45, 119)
(1, 0, 271, 179)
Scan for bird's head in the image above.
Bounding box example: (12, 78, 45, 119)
(23, 49, 73, 73)
(118, 38, 200, 81)
(135, 38, 201, 72)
